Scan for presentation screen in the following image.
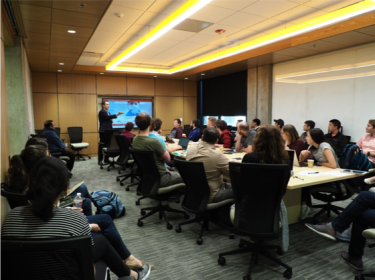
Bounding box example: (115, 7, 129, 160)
(103, 98, 153, 128)
(220, 116, 246, 126)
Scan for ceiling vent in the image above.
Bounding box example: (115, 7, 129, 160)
(173, 18, 213, 33)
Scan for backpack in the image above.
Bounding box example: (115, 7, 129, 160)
(91, 190, 125, 219)
(340, 144, 372, 171)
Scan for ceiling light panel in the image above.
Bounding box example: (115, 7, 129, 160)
(173, 18, 213, 32)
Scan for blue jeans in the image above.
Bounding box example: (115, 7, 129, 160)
(69, 184, 92, 216)
(87, 214, 131, 260)
(331, 191, 375, 259)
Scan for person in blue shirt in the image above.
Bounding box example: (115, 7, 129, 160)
(42, 120, 75, 171)
(188, 119, 201, 142)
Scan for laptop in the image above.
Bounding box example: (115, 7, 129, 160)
(287, 149, 308, 168)
(178, 138, 190, 150)
(165, 134, 175, 143)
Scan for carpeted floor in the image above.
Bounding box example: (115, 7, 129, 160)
(71, 157, 374, 280)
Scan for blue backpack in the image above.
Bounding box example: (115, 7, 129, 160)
(340, 144, 372, 171)
(91, 190, 125, 219)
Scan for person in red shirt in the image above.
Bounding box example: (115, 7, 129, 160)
(121, 122, 136, 146)
(282, 124, 305, 158)
(215, 120, 233, 148)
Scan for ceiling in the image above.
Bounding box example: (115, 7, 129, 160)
(12, 0, 375, 80)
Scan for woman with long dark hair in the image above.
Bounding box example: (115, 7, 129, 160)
(282, 124, 305, 158)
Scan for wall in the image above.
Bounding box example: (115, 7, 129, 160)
(273, 43, 375, 142)
(32, 74, 197, 153)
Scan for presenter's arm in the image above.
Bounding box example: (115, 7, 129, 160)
(99, 110, 122, 120)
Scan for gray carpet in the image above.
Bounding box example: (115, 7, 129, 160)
(70, 158, 375, 280)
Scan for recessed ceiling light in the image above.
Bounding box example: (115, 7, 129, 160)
(57, 70, 62, 72)
(59, 63, 64, 65)
(185, 78, 188, 79)
(100, 73, 104, 75)
(154, 76, 157, 77)
(201, 73, 205, 75)
(67, 30, 76, 34)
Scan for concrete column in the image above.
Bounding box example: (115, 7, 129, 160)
(5, 38, 29, 156)
(247, 65, 273, 125)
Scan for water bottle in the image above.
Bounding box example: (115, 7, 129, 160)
(73, 193, 83, 208)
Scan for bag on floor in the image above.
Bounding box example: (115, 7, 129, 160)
(340, 144, 372, 171)
(91, 190, 125, 219)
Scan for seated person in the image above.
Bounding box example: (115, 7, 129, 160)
(299, 128, 339, 219)
(150, 118, 182, 153)
(186, 127, 233, 203)
(207, 117, 217, 128)
(215, 120, 232, 148)
(235, 122, 256, 153)
(188, 119, 201, 142)
(42, 120, 75, 171)
(357, 119, 375, 169)
(2, 157, 150, 280)
(250, 118, 261, 132)
(324, 119, 348, 157)
(121, 122, 136, 146)
(282, 124, 305, 158)
(132, 113, 183, 188)
(125, 101, 141, 116)
(301, 120, 315, 144)
(274, 118, 284, 130)
(170, 118, 183, 139)
(305, 191, 375, 271)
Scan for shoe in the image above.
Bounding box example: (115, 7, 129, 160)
(336, 228, 351, 242)
(300, 205, 312, 220)
(369, 187, 375, 193)
(137, 263, 151, 280)
(127, 262, 155, 271)
(340, 251, 364, 271)
(305, 223, 336, 241)
(364, 178, 375, 185)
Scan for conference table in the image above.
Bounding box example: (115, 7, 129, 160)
(166, 139, 364, 224)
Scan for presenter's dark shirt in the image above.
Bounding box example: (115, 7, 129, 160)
(43, 127, 65, 151)
(99, 109, 117, 133)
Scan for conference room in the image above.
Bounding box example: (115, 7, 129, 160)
(1, 0, 375, 279)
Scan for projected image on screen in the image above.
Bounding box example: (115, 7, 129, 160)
(104, 98, 153, 128)
(220, 116, 246, 127)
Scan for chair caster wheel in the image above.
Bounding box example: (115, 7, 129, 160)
(166, 224, 173, 230)
(120, 183, 124, 186)
(229, 233, 235, 239)
(135, 201, 140, 206)
(83, 159, 86, 161)
(137, 221, 143, 227)
(243, 276, 251, 280)
(196, 238, 203, 245)
(125, 187, 130, 191)
(175, 227, 181, 233)
(107, 169, 110, 172)
(283, 269, 292, 279)
(184, 214, 190, 219)
(277, 248, 284, 255)
(89, 156, 91, 159)
(141, 210, 146, 215)
(218, 257, 226, 266)
(100, 166, 103, 169)
(239, 242, 245, 248)
(116, 178, 120, 182)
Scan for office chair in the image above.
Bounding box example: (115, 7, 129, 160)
(34, 129, 44, 137)
(1, 183, 29, 209)
(68, 127, 91, 160)
(115, 134, 139, 190)
(183, 124, 191, 136)
(355, 229, 375, 280)
(130, 148, 188, 230)
(1, 236, 134, 280)
(100, 129, 121, 171)
(174, 159, 234, 245)
(218, 162, 292, 280)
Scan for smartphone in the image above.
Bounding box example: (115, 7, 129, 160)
(342, 169, 368, 174)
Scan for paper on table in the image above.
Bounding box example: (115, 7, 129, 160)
(324, 171, 351, 177)
(297, 170, 326, 177)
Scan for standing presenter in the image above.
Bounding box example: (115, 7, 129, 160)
(98, 101, 123, 164)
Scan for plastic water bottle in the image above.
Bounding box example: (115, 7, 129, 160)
(73, 193, 83, 208)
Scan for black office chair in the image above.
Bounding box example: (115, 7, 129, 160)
(1, 236, 134, 280)
(68, 127, 91, 161)
(115, 134, 140, 190)
(100, 129, 121, 171)
(355, 229, 375, 280)
(183, 124, 191, 136)
(130, 148, 188, 230)
(1, 183, 29, 209)
(174, 160, 234, 245)
(34, 129, 44, 137)
(218, 162, 292, 280)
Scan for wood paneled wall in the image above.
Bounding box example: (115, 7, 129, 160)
(32, 73, 197, 155)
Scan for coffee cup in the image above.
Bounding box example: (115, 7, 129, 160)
(308, 159, 314, 168)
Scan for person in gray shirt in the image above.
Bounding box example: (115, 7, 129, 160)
(235, 122, 256, 153)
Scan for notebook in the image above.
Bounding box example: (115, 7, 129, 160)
(178, 138, 190, 150)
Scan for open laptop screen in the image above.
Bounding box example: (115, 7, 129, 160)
(178, 138, 190, 150)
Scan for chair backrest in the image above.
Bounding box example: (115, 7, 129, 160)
(345, 135, 351, 143)
(1, 184, 29, 209)
(1, 236, 94, 280)
(183, 124, 191, 136)
(55, 127, 61, 137)
(130, 148, 160, 197)
(115, 134, 131, 165)
(68, 127, 83, 143)
(229, 162, 290, 240)
(174, 159, 210, 214)
(104, 129, 119, 149)
(286, 149, 295, 170)
(35, 129, 44, 136)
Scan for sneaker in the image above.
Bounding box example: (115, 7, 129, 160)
(137, 263, 151, 280)
(340, 251, 364, 271)
(336, 228, 351, 242)
(364, 178, 375, 185)
(305, 223, 336, 241)
(369, 187, 375, 193)
(300, 205, 312, 220)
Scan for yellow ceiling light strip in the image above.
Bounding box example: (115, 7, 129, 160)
(106, 0, 375, 74)
(106, 0, 212, 70)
